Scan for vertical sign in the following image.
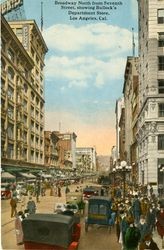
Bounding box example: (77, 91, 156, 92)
(22, 25, 29, 51)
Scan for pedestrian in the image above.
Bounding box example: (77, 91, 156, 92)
(146, 206, 156, 233)
(115, 207, 123, 242)
(57, 186, 61, 197)
(20, 194, 26, 212)
(10, 195, 17, 218)
(124, 220, 141, 250)
(139, 233, 160, 250)
(156, 207, 164, 239)
(15, 211, 24, 245)
(138, 215, 149, 242)
(156, 206, 164, 249)
(26, 196, 36, 214)
(65, 185, 70, 194)
(132, 195, 141, 225)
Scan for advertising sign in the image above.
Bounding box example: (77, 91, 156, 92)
(1, 0, 23, 15)
(22, 24, 29, 51)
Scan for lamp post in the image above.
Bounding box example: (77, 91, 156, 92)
(158, 164, 164, 197)
(118, 161, 132, 201)
(112, 167, 116, 186)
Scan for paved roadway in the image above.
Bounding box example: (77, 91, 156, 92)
(1, 181, 163, 250)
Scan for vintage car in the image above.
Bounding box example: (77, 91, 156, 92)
(1, 183, 11, 199)
(22, 213, 81, 250)
(83, 186, 100, 200)
(85, 196, 112, 232)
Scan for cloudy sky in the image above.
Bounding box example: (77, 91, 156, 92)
(23, 0, 138, 155)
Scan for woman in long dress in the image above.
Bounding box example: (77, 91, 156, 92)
(15, 211, 24, 245)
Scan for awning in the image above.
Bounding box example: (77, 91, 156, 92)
(19, 173, 36, 179)
(1, 171, 16, 179)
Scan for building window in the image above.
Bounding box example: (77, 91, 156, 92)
(158, 9, 164, 24)
(158, 80, 164, 93)
(24, 115, 27, 125)
(31, 151, 34, 161)
(8, 86, 14, 100)
(24, 83, 28, 93)
(158, 32, 164, 47)
(7, 48, 15, 62)
(8, 105, 14, 119)
(23, 99, 27, 111)
(23, 131, 27, 142)
(8, 143, 14, 158)
(8, 67, 14, 81)
(158, 56, 164, 70)
(8, 124, 14, 139)
(158, 134, 164, 150)
(23, 148, 27, 160)
(159, 103, 164, 117)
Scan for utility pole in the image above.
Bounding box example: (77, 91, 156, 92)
(132, 27, 135, 57)
(41, 1, 43, 32)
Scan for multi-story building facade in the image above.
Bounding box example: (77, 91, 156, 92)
(1, 15, 48, 172)
(76, 147, 97, 174)
(53, 132, 77, 170)
(115, 97, 125, 164)
(137, 0, 164, 190)
(119, 106, 125, 161)
(110, 146, 117, 170)
(122, 56, 139, 182)
(44, 131, 59, 168)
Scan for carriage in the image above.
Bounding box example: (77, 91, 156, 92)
(85, 196, 112, 232)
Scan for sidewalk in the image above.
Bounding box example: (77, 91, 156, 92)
(152, 229, 164, 250)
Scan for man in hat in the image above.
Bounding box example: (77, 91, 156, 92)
(139, 233, 159, 250)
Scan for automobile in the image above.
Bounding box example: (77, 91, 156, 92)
(54, 202, 66, 213)
(83, 186, 100, 200)
(65, 203, 79, 215)
(22, 213, 80, 250)
(1, 183, 11, 199)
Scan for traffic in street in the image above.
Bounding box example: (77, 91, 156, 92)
(1, 178, 163, 250)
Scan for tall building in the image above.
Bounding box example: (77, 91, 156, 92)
(53, 132, 77, 171)
(44, 131, 59, 168)
(76, 147, 97, 174)
(122, 56, 139, 183)
(1, 15, 48, 172)
(115, 97, 124, 163)
(137, 0, 164, 190)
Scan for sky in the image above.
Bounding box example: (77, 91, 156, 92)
(4, 0, 138, 155)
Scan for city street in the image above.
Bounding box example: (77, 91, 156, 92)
(1, 182, 121, 250)
(1, 181, 163, 250)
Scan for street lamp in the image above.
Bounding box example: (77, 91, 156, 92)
(112, 167, 116, 186)
(158, 164, 164, 197)
(119, 161, 132, 201)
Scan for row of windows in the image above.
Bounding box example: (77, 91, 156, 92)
(139, 135, 164, 151)
(4, 143, 44, 161)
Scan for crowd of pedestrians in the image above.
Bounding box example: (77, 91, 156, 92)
(107, 184, 164, 250)
(7, 179, 164, 249)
